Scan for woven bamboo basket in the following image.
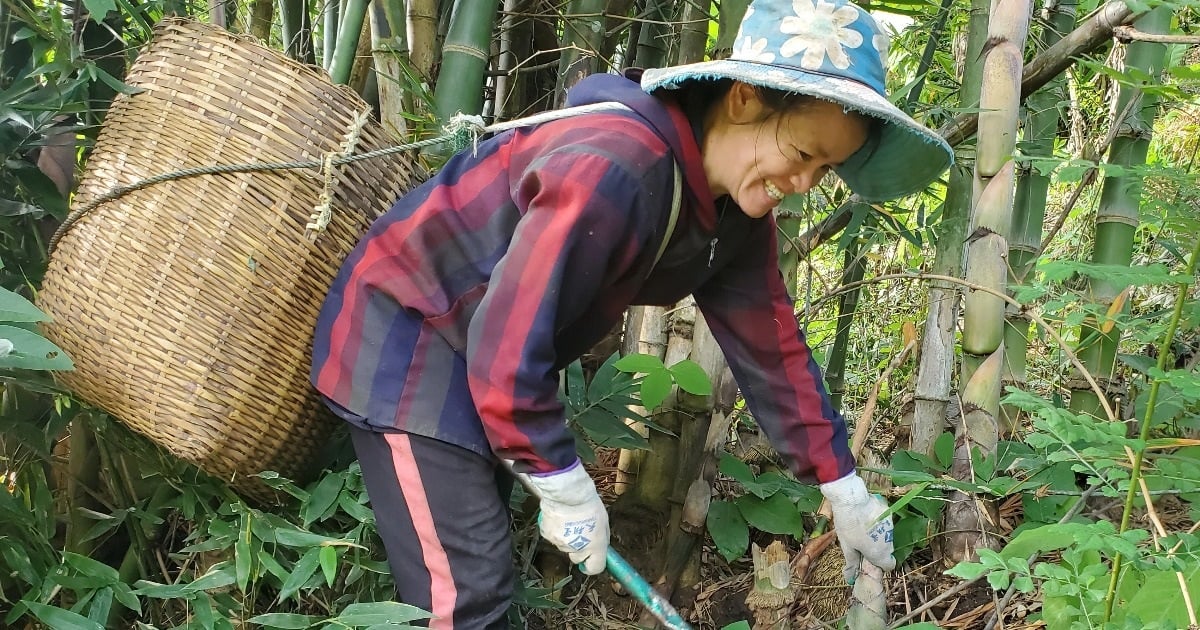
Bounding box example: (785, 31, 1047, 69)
(37, 18, 424, 499)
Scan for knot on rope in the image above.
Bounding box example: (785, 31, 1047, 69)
(444, 112, 487, 156)
(307, 109, 370, 239)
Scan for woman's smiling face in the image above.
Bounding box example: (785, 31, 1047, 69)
(702, 82, 870, 218)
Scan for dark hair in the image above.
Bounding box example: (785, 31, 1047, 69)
(678, 78, 882, 163)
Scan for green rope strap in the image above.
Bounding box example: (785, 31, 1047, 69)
(47, 102, 632, 254)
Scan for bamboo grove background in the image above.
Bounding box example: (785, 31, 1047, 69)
(1, 0, 1199, 628)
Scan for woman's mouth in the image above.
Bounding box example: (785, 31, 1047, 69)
(765, 180, 785, 201)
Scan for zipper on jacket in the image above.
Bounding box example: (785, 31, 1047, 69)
(708, 238, 718, 267)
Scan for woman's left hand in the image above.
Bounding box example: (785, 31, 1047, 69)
(820, 472, 896, 584)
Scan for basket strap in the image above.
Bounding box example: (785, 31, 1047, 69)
(444, 102, 634, 155)
(652, 161, 683, 271)
(455, 102, 682, 272)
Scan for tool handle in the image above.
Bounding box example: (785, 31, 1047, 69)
(605, 549, 693, 630)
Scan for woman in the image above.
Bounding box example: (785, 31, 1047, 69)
(311, 0, 953, 626)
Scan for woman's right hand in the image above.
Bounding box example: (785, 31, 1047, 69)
(521, 460, 610, 575)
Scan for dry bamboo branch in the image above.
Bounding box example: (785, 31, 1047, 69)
(812, 272, 1118, 422)
(1113, 26, 1200, 44)
(939, 0, 1136, 147)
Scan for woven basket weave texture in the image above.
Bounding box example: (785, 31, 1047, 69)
(37, 18, 422, 495)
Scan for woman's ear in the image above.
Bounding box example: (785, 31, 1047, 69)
(725, 81, 766, 124)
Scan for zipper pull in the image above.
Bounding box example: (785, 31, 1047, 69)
(708, 238, 718, 267)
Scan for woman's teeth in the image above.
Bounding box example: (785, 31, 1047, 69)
(765, 181, 785, 201)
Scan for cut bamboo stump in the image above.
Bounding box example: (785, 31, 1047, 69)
(746, 541, 798, 629)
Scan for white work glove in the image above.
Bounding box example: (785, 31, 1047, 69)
(820, 472, 896, 585)
(522, 461, 610, 575)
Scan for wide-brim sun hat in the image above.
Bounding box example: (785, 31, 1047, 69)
(642, 0, 954, 202)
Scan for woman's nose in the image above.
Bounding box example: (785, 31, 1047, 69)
(790, 171, 815, 195)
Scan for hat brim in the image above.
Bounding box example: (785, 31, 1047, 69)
(642, 60, 954, 202)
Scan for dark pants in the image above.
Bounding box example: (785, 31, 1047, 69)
(350, 425, 515, 629)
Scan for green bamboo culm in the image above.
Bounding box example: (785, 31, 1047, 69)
(431, 0, 501, 126)
(1003, 0, 1078, 434)
(909, 0, 984, 457)
(555, 0, 607, 106)
(633, 0, 673, 69)
(1067, 7, 1172, 420)
(328, 0, 370, 85)
(1102, 233, 1200, 622)
(944, 0, 1031, 564)
(322, 0, 339, 70)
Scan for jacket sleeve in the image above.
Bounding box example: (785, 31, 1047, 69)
(466, 144, 674, 474)
(693, 215, 855, 484)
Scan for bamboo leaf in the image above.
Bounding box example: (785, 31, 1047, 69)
(614, 352, 664, 374)
(329, 601, 432, 624)
(192, 592, 215, 627)
(278, 548, 321, 602)
(187, 565, 236, 592)
(303, 472, 344, 527)
(132, 580, 194, 598)
(111, 582, 141, 614)
(0, 325, 73, 370)
(0, 287, 49, 322)
(564, 360, 586, 410)
(881, 482, 931, 521)
(707, 500, 749, 562)
(235, 538, 252, 593)
(574, 408, 648, 450)
(85, 587, 112, 626)
(668, 360, 712, 395)
(21, 602, 104, 630)
(273, 529, 340, 548)
(320, 545, 338, 587)
(62, 552, 120, 583)
(246, 613, 320, 629)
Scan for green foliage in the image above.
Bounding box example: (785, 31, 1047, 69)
(560, 352, 688, 462)
(613, 352, 713, 409)
(0, 286, 72, 371)
(937, 383, 1200, 628)
(705, 454, 821, 561)
(948, 528, 1200, 629)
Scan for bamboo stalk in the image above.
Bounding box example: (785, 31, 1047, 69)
(1003, 0, 1077, 434)
(555, 0, 607, 106)
(938, 0, 1137, 147)
(328, 0, 369, 84)
(1068, 6, 1171, 420)
(431, 0, 501, 124)
(910, 0, 988, 458)
(407, 0, 437, 83)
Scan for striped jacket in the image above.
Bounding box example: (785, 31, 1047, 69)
(311, 71, 855, 484)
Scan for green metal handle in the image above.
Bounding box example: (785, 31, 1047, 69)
(603, 548, 693, 630)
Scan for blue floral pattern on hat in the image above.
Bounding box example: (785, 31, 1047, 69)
(779, 0, 863, 70)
